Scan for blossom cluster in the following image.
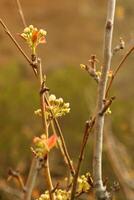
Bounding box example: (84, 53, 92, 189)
(34, 94, 70, 121)
(37, 173, 93, 200)
(46, 94, 70, 120)
(31, 134, 57, 158)
(20, 25, 47, 54)
(37, 189, 70, 200)
(77, 173, 92, 193)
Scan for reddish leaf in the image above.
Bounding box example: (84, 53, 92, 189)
(32, 31, 38, 44)
(47, 134, 57, 150)
(40, 36, 46, 44)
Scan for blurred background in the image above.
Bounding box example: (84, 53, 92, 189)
(0, 0, 134, 199)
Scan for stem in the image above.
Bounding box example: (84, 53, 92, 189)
(0, 18, 37, 76)
(70, 119, 95, 200)
(105, 46, 134, 97)
(44, 95, 75, 176)
(38, 59, 54, 200)
(38, 59, 48, 135)
(8, 168, 25, 192)
(93, 1, 116, 199)
(50, 120, 70, 170)
(16, 0, 27, 27)
(54, 118, 75, 175)
(23, 158, 41, 200)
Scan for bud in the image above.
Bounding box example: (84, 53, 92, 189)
(64, 103, 70, 108)
(39, 29, 47, 36)
(29, 25, 34, 30)
(46, 94, 70, 120)
(80, 64, 86, 69)
(24, 27, 30, 33)
(49, 94, 56, 102)
(34, 109, 42, 117)
(58, 98, 63, 104)
(32, 134, 57, 158)
(106, 107, 112, 114)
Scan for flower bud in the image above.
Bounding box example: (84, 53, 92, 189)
(40, 29, 47, 36)
(34, 109, 42, 116)
(49, 94, 56, 102)
(24, 27, 30, 33)
(29, 25, 34, 30)
(64, 103, 70, 108)
(80, 64, 86, 69)
(58, 98, 63, 104)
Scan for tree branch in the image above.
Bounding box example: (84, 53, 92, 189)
(8, 168, 26, 192)
(44, 95, 75, 176)
(16, 0, 27, 27)
(0, 19, 37, 77)
(106, 45, 134, 98)
(23, 157, 42, 200)
(70, 119, 95, 200)
(93, 0, 116, 199)
(37, 58, 54, 200)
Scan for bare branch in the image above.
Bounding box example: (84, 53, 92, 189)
(112, 37, 125, 55)
(99, 96, 115, 116)
(70, 119, 95, 200)
(106, 45, 134, 97)
(23, 157, 42, 200)
(8, 168, 26, 192)
(16, 0, 27, 27)
(0, 18, 37, 76)
(80, 55, 100, 83)
(40, 80, 75, 176)
(44, 95, 75, 176)
(93, 0, 116, 199)
(37, 58, 54, 200)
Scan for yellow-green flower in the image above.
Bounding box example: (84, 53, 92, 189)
(34, 94, 70, 121)
(20, 25, 47, 54)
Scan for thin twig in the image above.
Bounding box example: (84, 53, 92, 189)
(106, 46, 134, 97)
(51, 120, 69, 166)
(112, 37, 125, 55)
(70, 119, 95, 200)
(37, 58, 54, 200)
(39, 75, 75, 175)
(99, 96, 115, 116)
(44, 95, 75, 176)
(38, 58, 48, 135)
(16, 0, 27, 27)
(23, 158, 41, 200)
(8, 168, 26, 192)
(40, 84, 75, 175)
(93, 0, 116, 199)
(0, 18, 37, 76)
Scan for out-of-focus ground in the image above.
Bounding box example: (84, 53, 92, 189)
(0, 0, 134, 200)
